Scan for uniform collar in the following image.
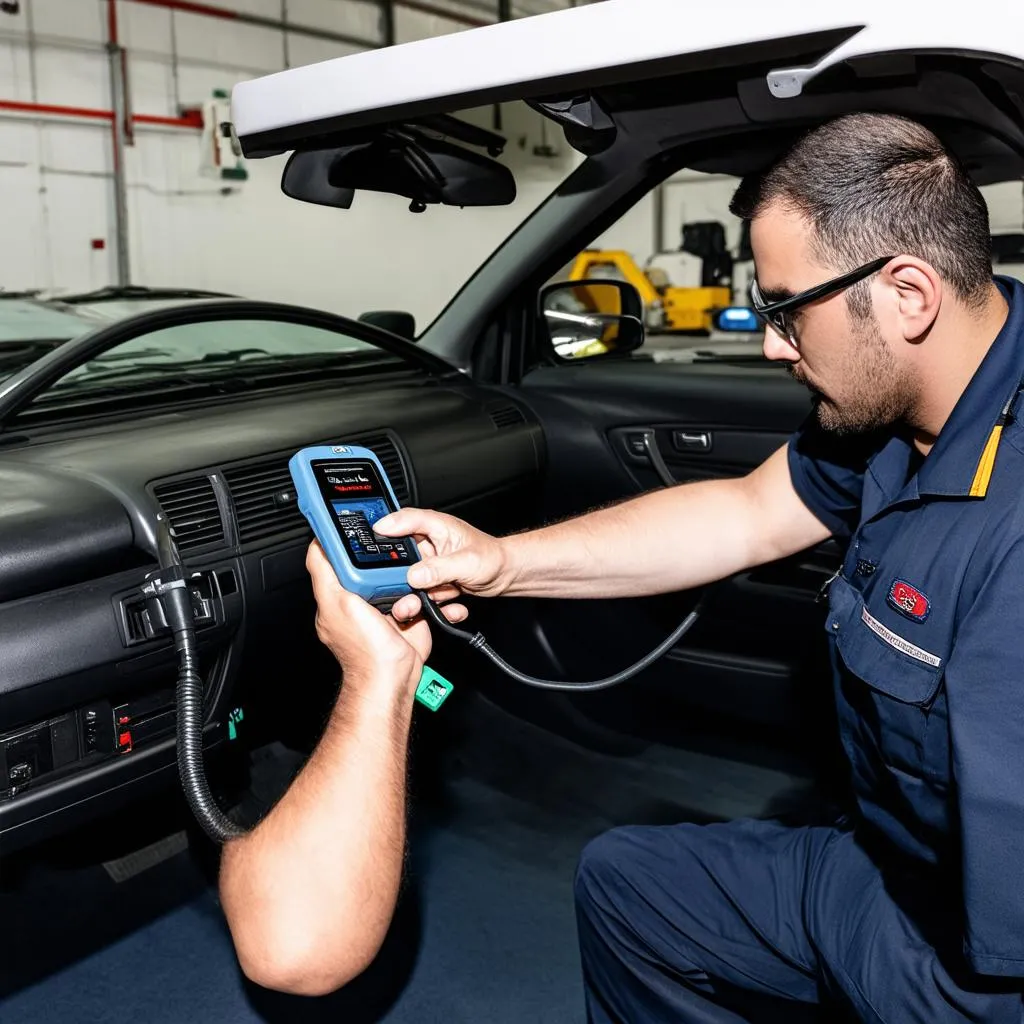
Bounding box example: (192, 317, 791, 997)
(868, 276, 1024, 503)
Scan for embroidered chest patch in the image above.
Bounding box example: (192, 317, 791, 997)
(887, 579, 930, 622)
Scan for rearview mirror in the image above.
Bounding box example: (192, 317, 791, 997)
(282, 128, 517, 212)
(539, 279, 645, 362)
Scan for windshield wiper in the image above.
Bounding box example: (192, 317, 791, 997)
(0, 288, 42, 300)
(85, 346, 274, 367)
(87, 346, 184, 365)
(0, 339, 66, 368)
(55, 285, 234, 304)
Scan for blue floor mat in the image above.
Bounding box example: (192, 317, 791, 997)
(1, 695, 816, 1023)
(0, 779, 588, 1024)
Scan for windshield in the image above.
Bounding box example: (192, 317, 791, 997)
(46, 318, 395, 395)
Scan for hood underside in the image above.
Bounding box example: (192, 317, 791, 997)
(230, 0, 1024, 193)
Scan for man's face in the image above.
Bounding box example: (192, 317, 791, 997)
(750, 203, 917, 435)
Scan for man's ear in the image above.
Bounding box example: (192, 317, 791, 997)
(882, 256, 941, 342)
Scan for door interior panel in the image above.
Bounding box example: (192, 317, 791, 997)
(513, 359, 842, 771)
(610, 424, 791, 480)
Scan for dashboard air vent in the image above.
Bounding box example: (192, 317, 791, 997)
(224, 460, 305, 543)
(225, 432, 410, 544)
(488, 402, 526, 430)
(153, 476, 225, 552)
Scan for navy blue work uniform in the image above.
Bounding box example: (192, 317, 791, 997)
(575, 277, 1024, 1023)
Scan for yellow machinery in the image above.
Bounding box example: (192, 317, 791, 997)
(566, 221, 737, 334)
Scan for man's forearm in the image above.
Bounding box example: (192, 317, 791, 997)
(218, 673, 414, 996)
(500, 446, 829, 600)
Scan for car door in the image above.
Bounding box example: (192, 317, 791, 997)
(504, 350, 843, 768)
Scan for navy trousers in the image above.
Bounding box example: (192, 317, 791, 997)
(574, 818, 1024, 1023)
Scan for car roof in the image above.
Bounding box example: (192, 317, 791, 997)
(231, 0, 1024, 162)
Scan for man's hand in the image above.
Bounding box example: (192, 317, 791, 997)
(306, 541, 431, 696)
(373, 508, 514, 623)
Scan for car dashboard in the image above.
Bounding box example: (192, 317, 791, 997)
(0, 376, 543, 853)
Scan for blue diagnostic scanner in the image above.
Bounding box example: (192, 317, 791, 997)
(288, 444, 420, 607)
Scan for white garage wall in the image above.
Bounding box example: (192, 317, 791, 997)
(0, 0, 580, 328)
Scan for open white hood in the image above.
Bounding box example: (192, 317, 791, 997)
(231, 0, 1024, 159)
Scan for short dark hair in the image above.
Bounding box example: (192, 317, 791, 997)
(729, 113, 993, 312)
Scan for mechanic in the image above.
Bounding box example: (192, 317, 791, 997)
(218, 111, 1024, 1020)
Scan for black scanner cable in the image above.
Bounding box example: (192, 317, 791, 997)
(147, 514, 244, 844)
(412, 432, 703, 688)
(413, 588, 702, 692)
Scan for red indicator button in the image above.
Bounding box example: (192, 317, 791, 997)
(118, 730, 133, 753)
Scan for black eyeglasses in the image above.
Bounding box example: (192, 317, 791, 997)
(749, 256, 894, 349)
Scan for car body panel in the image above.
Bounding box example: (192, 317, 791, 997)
(231, 0, 1024, 154)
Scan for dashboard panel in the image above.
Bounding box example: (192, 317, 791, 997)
(0, 377, 543, 852)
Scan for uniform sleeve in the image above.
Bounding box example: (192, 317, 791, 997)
(946, 536, 1024, 976)
(786, 414, 877, 540)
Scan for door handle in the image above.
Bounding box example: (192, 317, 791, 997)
(642, 431, 677, 488)
(614, 428, 682, 488)
(674, 430, 713, 452)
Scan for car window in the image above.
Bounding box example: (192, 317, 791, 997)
(46, 318, 396, 394)
(542, 171, 760, 365)
(545, 173, 1024, 366)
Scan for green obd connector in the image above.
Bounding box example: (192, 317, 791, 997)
(415, 666, 453, 711)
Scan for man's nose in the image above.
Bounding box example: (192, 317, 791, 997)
(762, 327, 800, 363)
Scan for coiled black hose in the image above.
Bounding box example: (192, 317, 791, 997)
(150, 513, 244, 845)
(162, 582, 245, 844)
(413, 589, 702, 692)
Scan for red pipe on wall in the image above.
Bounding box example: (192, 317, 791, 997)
(0, 99, 114, 121)
(134, 110, 203, 129)
(130, 0, 239, 18)
(0, 98, 201, 130)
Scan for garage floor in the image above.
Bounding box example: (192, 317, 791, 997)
(0, 694, 820, 1024)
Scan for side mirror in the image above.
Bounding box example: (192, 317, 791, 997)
(539, 279, 645, 363)
(359, 310, 416, 340)
(712, 306, 760, 333)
